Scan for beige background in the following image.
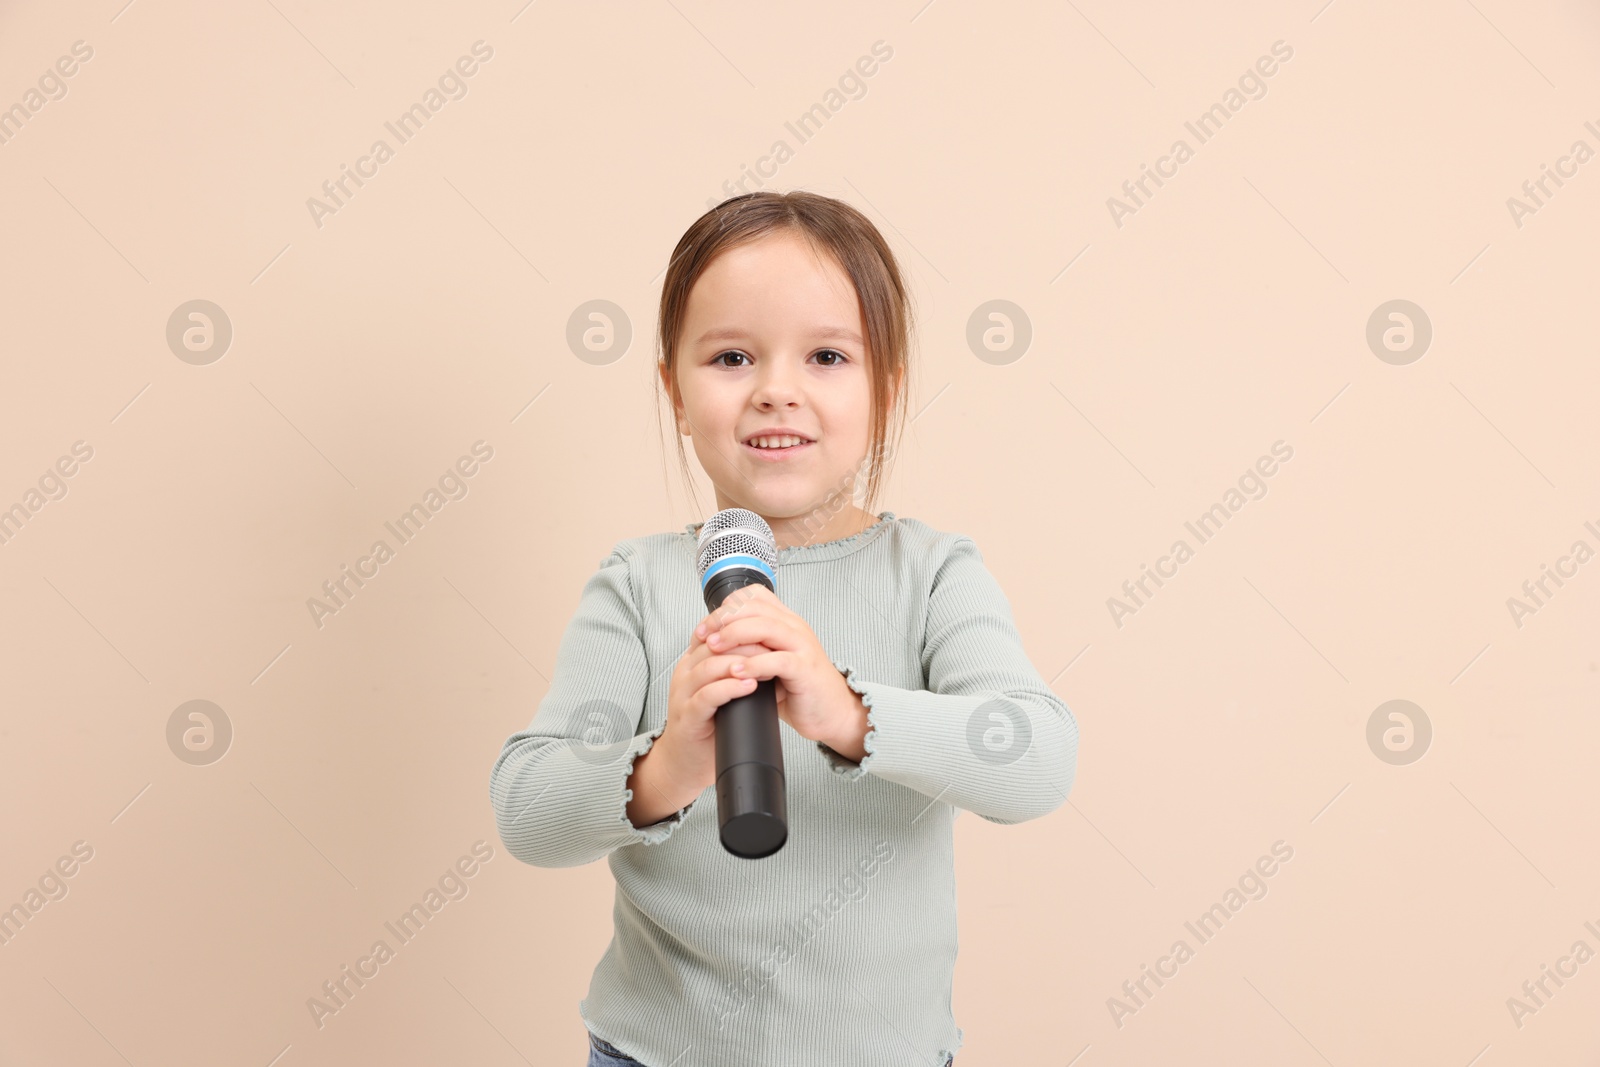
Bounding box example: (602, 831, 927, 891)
(1, 0, 1597, 1064)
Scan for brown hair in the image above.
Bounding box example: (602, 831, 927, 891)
(654, 190, 914, 520)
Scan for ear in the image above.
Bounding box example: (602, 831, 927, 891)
(658, 361, 690, 436)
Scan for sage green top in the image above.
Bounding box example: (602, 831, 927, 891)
(489, 512, 1079, 1067)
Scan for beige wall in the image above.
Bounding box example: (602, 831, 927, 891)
(2, 1, 1597, 1064)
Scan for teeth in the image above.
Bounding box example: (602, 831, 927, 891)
(750, 436, 806, 449)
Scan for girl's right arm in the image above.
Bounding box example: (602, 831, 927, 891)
(488, 546, 757, 867)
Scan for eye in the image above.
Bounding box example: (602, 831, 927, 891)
(711, 350, 751, 368)
(812, 348, 849, 366)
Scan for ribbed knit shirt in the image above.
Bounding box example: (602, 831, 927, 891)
(488, 512, 1079, 1067)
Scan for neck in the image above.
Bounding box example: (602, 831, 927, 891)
(765, 505, 877, 550)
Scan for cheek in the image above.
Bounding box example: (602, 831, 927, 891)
(679, 379, 740, 434)
(694, 377, 744, 418)
(832, 387, 873, 448)
(689, 435, 730, 473)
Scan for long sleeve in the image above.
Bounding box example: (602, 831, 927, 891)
(505, 516, 1055, 1066)
(489, 547, 702, 868)
(816, 537, 1079, 824)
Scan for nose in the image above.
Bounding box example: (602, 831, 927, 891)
(750, 356, 802, 410)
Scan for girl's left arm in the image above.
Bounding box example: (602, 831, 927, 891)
(818, 536, 1080, 825)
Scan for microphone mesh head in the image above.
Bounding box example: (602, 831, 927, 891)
(696, 508, 777, 577)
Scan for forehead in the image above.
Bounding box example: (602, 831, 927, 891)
(682, 231, 863, 340)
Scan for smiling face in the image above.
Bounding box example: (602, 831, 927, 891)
(661, 229, 879, 549)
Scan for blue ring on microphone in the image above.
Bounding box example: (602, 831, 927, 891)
(700, 554, 775, 591)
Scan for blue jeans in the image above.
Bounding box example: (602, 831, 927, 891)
(587, 1031, 646, 1067)
(586, 1030, 954, 1066)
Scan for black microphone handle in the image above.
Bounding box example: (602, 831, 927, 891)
(704, 571, 788, 859)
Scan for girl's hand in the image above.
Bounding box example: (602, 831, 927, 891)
(654, 627, 762, 797)
(696, 585, 866, 752)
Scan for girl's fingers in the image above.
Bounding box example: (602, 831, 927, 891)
(688, 627, 763, 663)
(690, 652, 748, 689)
(735, 650, 786, 682)
(685, 631, 754, 663)
(707, 617, 791, 652)
(694, 675, 759, 715)
(700, 591, 774, 636)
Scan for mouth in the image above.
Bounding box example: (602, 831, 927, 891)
(742, 433, 814, 461)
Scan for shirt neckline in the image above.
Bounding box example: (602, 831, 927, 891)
(683, 511, 898, 565)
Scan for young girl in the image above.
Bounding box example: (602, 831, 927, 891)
(489, 191, 1079, 1067)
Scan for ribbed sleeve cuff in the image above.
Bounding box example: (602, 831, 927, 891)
(617, 724, 702, 845)
(816, 661, 881, 780)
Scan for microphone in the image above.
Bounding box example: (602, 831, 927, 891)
(695, 508, 788, 859)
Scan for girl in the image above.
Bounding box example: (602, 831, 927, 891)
(489, 191, 1079, 1067)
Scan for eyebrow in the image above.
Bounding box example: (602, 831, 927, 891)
(695, 326, 863, 345)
